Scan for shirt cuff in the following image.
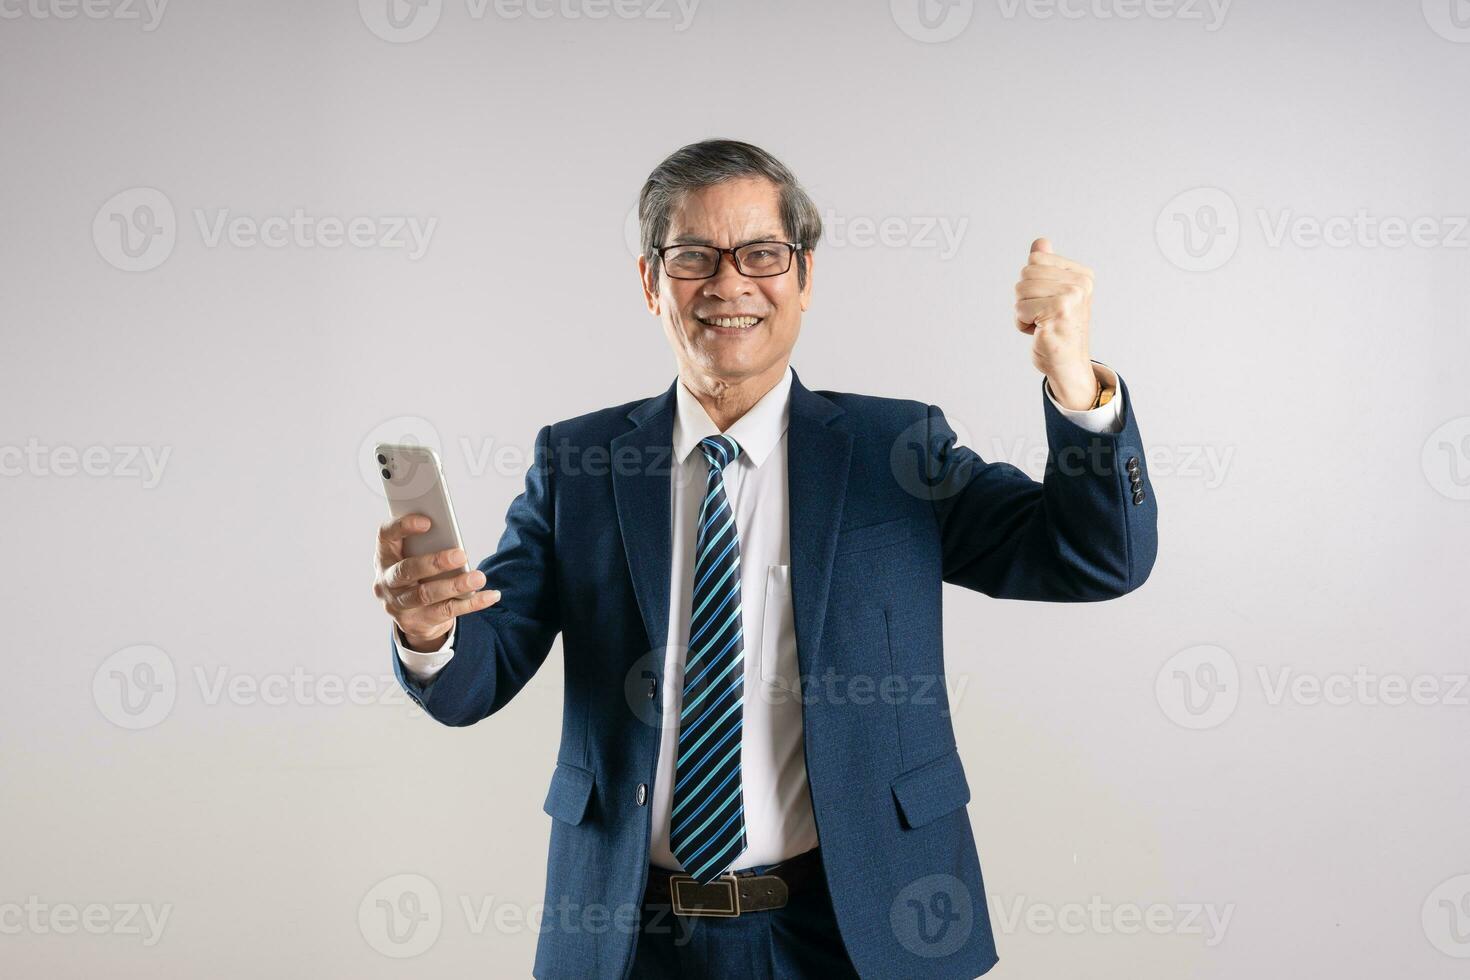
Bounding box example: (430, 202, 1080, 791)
(1045, 360, 1125, 434)
(395, 622, 456, 682)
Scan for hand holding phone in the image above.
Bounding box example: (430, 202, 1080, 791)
(371, 444, 500, 652)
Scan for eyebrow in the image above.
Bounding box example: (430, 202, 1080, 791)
(666, 234, 784, 247)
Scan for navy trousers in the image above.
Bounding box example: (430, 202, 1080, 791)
(629, 849, 861, 979)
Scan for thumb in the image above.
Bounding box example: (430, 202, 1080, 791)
(1030, 236, 1053, 255)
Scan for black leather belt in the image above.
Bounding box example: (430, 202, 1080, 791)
(643, 847, 823, 917)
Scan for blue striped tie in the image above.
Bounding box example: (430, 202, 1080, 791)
(669, 434, 749, 885)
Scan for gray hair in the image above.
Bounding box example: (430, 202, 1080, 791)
(638, 139, 822, 294)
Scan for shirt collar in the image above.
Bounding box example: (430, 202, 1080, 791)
(672, 364, 793, 469)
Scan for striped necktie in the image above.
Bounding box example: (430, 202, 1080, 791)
(669, 433, 749, 885)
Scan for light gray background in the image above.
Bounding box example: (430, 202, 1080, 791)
(3, 0, 1468, 976)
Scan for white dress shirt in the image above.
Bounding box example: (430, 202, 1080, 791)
(394, 362, 1125, 870)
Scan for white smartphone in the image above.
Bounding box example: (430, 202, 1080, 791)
(375, 443, 472, 596)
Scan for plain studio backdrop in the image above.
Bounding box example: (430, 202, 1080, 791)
(2, 1, 1466, 977)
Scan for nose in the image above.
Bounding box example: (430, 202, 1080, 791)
(701, 250, 753, 300)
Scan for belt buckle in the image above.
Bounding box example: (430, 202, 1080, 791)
(669, 873, 741, 917)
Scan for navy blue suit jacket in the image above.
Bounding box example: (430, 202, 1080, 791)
(393, 367, 1158, 978)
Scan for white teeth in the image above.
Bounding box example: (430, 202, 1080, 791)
(703, 316, 760, 328)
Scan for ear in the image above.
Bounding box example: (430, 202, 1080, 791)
(798, 249, 815, 312)
(637, 255, 660, 316)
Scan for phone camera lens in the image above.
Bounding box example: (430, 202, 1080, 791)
(376, 453, 387, 465)
(381, 467, 391, 479)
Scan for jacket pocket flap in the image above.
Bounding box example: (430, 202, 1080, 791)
(834, 517, 912, 556)
(891, 747, 970, 829)
(543, 762, 596, 825)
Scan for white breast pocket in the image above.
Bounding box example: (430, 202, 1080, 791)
(759, 564, 797, 692)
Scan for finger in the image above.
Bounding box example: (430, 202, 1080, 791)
(1015, 296, 1065, 326)
(1015, 279, 1077, 299)
(1026, 250, 1094, 278)
(1030, 236, 1053, 255)
(398, 588, 501, 634)
(384, 546, 467, 590)
(385, 569, 487, 612)
(376, 514, 432, 565)
(1019, 264, 1089, 285)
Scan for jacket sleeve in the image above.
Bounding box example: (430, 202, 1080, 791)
(926, 373, 1158, 601)
(391, 424, 562, 725)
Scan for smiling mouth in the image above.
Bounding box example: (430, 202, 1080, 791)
(697, 315, 764, 330)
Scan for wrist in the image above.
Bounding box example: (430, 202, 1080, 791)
(398, 624, 450, 654)
(1047, 363, 1101, 411)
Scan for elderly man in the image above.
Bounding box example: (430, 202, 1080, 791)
(373, 138, 1157, 979)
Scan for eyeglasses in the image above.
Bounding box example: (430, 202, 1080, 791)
(655, 241, 803, 280)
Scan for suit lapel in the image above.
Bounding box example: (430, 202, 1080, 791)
(785, 369, 852, 679)
(612, 379, 677, 653)
(611, 369, 852, 675)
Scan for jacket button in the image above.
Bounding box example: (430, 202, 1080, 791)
(1133, 489, 1146, 505)
(1126, 455, 1139, 469)
(636, 783, 647, 806)
(647, 677, 658, 700)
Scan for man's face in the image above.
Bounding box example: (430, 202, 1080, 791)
(640, 176, 813, 387)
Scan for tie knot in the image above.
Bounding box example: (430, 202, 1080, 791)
(698, 435, 741, 472)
